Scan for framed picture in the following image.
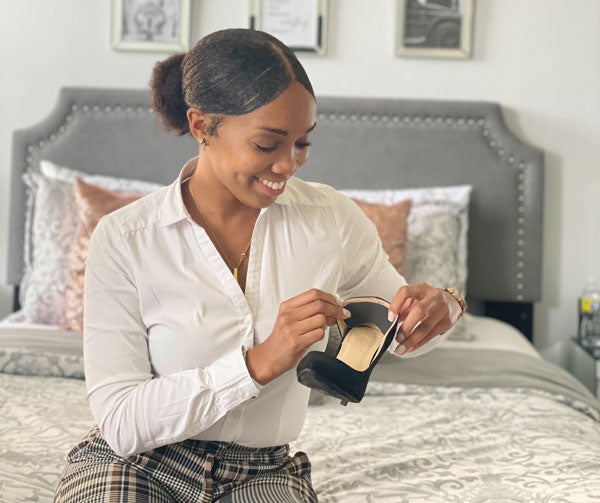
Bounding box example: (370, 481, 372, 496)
(249, 0, 328, 56)
(112, 0, 191, 53)
(396, 0, 474, 59)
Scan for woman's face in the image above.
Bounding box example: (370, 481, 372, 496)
(193, 81, 317, 210)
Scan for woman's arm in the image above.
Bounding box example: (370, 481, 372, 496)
(84, 216, 261, 459)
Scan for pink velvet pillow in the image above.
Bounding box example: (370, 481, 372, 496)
(351, 198, 412, 273)
(62, 178, 146, 332)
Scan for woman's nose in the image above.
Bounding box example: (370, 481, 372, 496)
(271, 148, 298, 176)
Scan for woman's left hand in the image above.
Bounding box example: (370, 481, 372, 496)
(388, 282, 463, 355)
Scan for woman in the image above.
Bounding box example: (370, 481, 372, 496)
(55, 28, 464, 502)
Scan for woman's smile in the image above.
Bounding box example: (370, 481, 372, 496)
(254, 175, 287, 197)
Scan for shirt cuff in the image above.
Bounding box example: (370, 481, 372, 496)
(206, 346, 262, 405)
(241, 345, 265, 394)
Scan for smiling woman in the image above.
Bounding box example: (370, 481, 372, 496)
(53, 28, 458, 503)
(184, 81, 316, 215)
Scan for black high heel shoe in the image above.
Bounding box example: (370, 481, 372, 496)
(296, 296, 399, 406)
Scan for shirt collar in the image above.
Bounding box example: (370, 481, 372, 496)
(159, 157, 293, 228)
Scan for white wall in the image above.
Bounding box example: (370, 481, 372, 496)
(1, 0, 599, 369)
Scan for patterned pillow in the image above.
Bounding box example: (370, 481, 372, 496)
(62, 179, 146, 332)
(1, 160, 163, 327)
(350, 198, 412, 273)
(339, 186, 472, 296)
(0, 326, 84, 379)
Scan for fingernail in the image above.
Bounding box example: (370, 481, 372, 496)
(336, 296, 344, 307)
(343, 308, 351, 318)
(388, 311, 395, 322)
(396, 333, 404, 343)
(396, 344, 406, 355)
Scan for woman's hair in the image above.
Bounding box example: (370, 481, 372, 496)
(150, 28, 315, 136)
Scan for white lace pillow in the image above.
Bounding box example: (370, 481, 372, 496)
(2, 160, 163, 326)
(339, 186, 472, 296)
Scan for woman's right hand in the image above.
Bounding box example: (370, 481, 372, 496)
(246, 289, 351, 385)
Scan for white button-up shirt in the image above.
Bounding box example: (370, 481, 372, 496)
(84, 158, 442, 458)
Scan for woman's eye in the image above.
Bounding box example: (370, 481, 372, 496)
(255, 144, 276, 152)
(255, 141, 311, 153)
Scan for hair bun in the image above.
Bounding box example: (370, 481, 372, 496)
(150, 53, 189, 136)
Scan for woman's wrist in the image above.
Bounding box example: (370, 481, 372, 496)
(443, 287, 467, 318)
(245, 346, 272, 386)
(440, 288, 467, 328)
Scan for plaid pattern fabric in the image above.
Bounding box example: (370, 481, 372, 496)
(54, 425, 317, 502)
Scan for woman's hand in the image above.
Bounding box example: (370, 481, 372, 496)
(388, 283, 463, 355)
(246, 289, 350, 385)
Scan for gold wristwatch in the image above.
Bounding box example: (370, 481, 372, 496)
(444, 287, 467, 314)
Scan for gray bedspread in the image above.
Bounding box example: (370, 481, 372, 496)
(373, 347, 600, 416)
(1, 345, 599, 502)
(295, 348, 600, 502)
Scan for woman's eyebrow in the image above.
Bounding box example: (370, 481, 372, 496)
(256, 122, 317, 136)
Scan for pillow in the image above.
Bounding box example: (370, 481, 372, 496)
(3, 174, 78, 326)
(1, 160, 163, 327)
(339, 186, 472, 296)
(0, 325, 84, 378)
(62, 179, 146, 332)
(350, 198, 412, 273)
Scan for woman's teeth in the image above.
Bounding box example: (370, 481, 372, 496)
(259, 178, 285, 190)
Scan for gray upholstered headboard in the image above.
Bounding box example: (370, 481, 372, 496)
(5, 87, 544, 338)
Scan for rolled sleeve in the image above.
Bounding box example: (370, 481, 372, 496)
(84, 216, 261, 459)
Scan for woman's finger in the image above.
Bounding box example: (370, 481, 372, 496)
(295, 313, 329, 335)
(398, 297, 416, 321)
(295, 298, 348, 324)
(403, 318, 449, 354)
(398, 289, 441, 338)
(388, 283, 429, 319)
(401, 310, 446, 353)
(286, 288, 341, 310)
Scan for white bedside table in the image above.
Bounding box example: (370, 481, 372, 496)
(569, 337, 600, 399)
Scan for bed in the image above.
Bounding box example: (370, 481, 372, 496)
(1, 87, 599, 502)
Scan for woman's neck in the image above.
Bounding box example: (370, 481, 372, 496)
(187, 161, 259, 227)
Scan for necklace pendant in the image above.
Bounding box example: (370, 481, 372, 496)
(233, 267, 238, 281)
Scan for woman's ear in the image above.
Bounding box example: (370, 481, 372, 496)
(186, 107, 209, 143)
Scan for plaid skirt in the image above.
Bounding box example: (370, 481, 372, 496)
(54, 425, 318, 502)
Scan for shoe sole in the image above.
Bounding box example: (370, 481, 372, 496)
(297, 368, 358, 406)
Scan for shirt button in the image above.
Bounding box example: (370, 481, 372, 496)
(231, 409, 241, 419)
(236, 391, 245, 399)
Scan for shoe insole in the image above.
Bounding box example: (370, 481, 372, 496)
(336, 323, 385, 372)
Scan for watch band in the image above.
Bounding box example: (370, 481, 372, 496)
(444, 287, 467, 314)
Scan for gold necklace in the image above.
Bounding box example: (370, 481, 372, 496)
(187, 180, 252, 283)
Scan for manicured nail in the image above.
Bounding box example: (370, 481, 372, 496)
(343, 308, 351, 318)
(388, 311, 395, 322)
(397, 344, 406, 355)
(396, 333, 404, 343)
(336, 296, 344, 306)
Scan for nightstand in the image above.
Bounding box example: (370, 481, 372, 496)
(569, 337, 600, 399)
